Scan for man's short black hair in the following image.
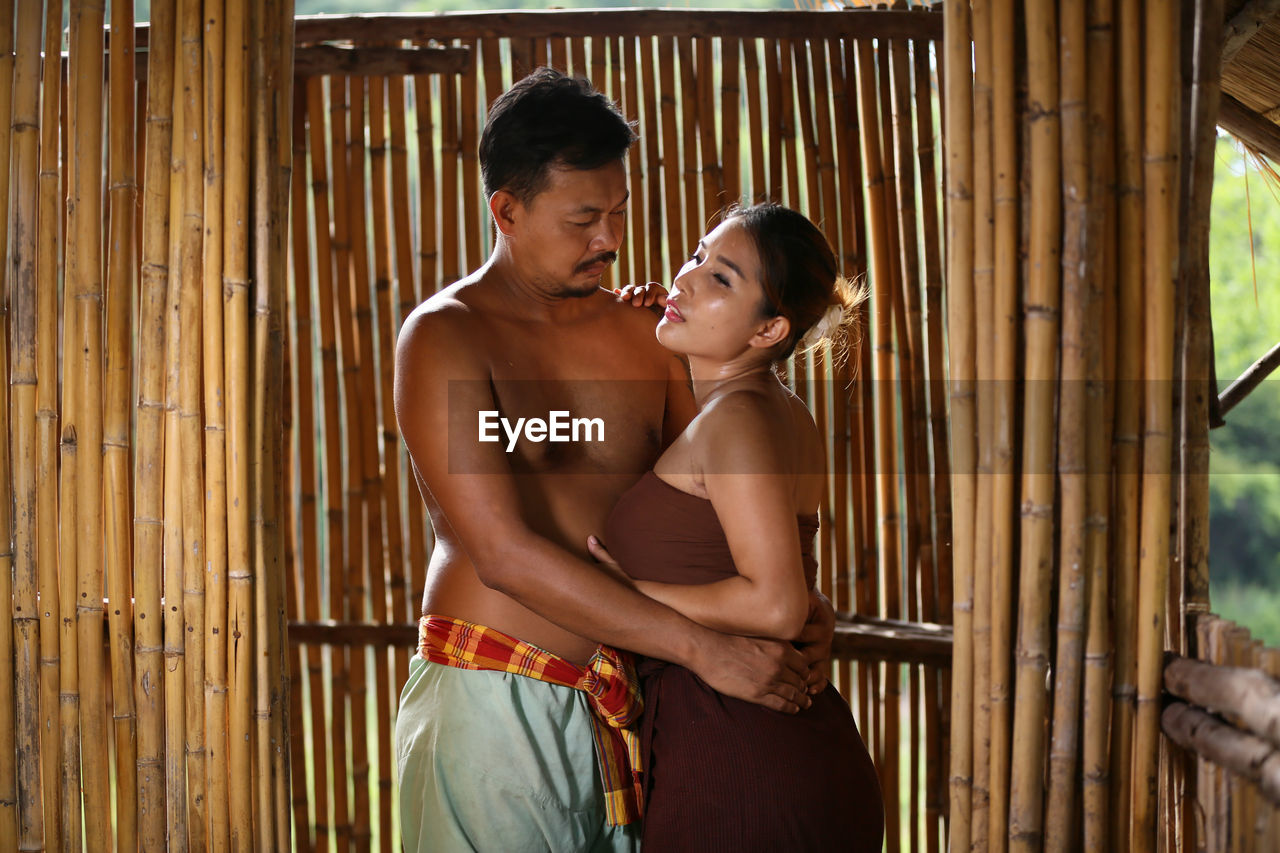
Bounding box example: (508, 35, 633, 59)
(479, 67, 637, 204)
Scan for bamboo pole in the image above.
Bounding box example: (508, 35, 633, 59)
(743, 40, 766, 203)
(104, 0, 140, 847)
(639, 37, 663, 277)
(621, 36, 648, 287)
(721, 36, 740, 206)
(6, 0, 39, 846)
(67, 1, 112, 845)
(1007, 0, 1062, 847)
(407, 67, 434, 608)
(1131, 3, 1178, 849)
(369, 74, 403, 848)
(1043, 6, 1089, 852)
(58, 394, 82, 853)
(440, 70, 460, 288)
(968, 4, 996, 847)
(657, 37, 684, 266)
(287, 78, 316, 851)
(162, 39, 193, 848)
(912, 36, 948, 853)
(305, 74, 340, 853)
(137, 0, 177, 844)
(696, 36, 720, 219)
(36, 1, 64, 844)
(177, 0, 208, 844)
(942, 0, 976, 844)
(1110, 0, 1145, 846)
(1082, 2, 1118, 850)
(223, 0, 254, 844)
(342, 73, 379, 852)
(203, 0, 231, 848)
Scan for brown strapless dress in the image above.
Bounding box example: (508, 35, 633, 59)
(603, 471, 884, 852)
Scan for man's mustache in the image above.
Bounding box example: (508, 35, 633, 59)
(575, 252, 617, 272)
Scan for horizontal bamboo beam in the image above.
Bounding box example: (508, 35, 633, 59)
(287, 616, 955, 666)
(1217, 339, 1280, 419)
(1218, 92, 1280, 164)
(125, 8, 943, 50)
(1162, 700, 1280, 806)
(1221, 0, 1280, 66)
(107, 43, 470, 82)
(1164, 654, 1280, 749)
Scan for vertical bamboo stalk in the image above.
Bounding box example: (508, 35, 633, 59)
(943, 1, 977, 844)
(743, 40, 766, 203)
(162, 41, 191, 850)
(440, 71, 460, 288)
(721, 37, 740, 206)
(287, 78, 316, 851)
(104, 0, 140, 847)
(137, 0, 177, 844)
(695, 36, 721, 218)
(67, 1, 111, 845)
(178, 0, 208, 844)
(913, 37, 949, 853)
(223, 0, 253, 844)
(36, 2, 64, 845)
(1044, 5, 1089, 852)
(969, 2, 996, 847)
(621, 37, 649, 287)
(385, 71, 413, 701)
(203, 0, 231, 848)
(306, 75, 340, 853)
(459, 42, 481, 272)
(855, 36, 903, 849)
(657, 37, 684, 264)
(1132, 3, 1178, 849)
(1007, 0, 1063, 848)
(1110, 0, 1144, 846)
(58, 392, 82, 853)
(7, 0, 39, 847)
(408, 68, 435, 608)
(1082, 0, 1118, 848)
(369, 75, 402, 849)
(639, 38, 663, 277)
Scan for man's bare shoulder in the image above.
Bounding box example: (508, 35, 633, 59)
(398, 279, 489, 361)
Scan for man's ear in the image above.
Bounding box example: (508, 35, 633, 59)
(489, 189, 521, 237)
(749, 315, 791, 350)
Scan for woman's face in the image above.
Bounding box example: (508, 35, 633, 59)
(656, 218, 775, 360)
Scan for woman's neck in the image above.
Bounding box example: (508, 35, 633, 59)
(687, 355, 778, 408)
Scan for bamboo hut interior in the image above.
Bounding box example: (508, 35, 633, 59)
(2, 1, 1280, 850)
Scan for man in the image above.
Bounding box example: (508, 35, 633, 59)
(394, 68, 833, 852)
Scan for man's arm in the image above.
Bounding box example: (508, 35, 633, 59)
(394, 307, 812, 712)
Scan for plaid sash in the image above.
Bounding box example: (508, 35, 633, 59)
(418, 614, 644, 826)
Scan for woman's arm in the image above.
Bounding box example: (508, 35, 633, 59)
(595, 394, 811, 640)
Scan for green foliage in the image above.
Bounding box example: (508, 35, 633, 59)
(1209, 134, 1280, 634)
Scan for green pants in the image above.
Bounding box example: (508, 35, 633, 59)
(395, 655, 640, 853)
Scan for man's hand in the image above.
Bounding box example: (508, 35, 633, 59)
(688, 632, 813, 714)
(796, 589, 836, 695)
(613, 281, 668, 309)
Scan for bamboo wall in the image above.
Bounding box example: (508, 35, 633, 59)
(0, 0, 295, 850)
(281, 8, 951, 853)
(941, 1, 1225, 852)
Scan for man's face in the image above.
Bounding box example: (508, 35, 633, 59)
(512, 161, 629, 297)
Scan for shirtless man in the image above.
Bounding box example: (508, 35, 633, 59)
(393, 68, 832, 852)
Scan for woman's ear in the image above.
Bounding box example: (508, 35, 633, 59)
(749, 314, 791, 350)
(489, 190, 520, 237)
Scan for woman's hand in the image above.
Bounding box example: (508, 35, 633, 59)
(796, 589, 836, 694)
(613, 281, 668, 309)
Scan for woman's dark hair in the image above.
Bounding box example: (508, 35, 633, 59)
(480, 67, 637, 204)
(724, 203, 863, 361)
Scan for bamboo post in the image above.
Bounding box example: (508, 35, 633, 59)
(678, 37, 701, 249)
(696, 36, 721, 219)
(440, 70, 460, 288)
(1044, 5, 1089, 851)
(657, 37, 683, 267)
(621, 36, 649, 287)
(6, 0, 38, 846)
(1110, 0, 1145, 846)
(287, 79, 317, 851)
(408, 66, 434, 605)
(743, 40, 766, 203)
(306, 74, 342, 853)
(912, 35, 949, 853)
(458, 43, 481, 273)
(104, 0, 140, 847)
(969, 3, 996, 846)
(943, 0, 976, 844)
(36, 0, 64, 844)
(67, 1, 111, 845)
(1131, 3, 1178, 849)
(203, 0, 232, 847)
(137, 0, 177, 844)
(223, 0, 254, 843)
(1082, 1, 1119, 849)
(1007, 0, 1062, 847)
(368, 74, 401, 848)
(639, 38, 663, 277)
(162, 40, 191, 848)
(721, 36, 740, 206)
(178, 0, 207, 843)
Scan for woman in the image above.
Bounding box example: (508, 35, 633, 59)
(590, 203, 885, 851)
